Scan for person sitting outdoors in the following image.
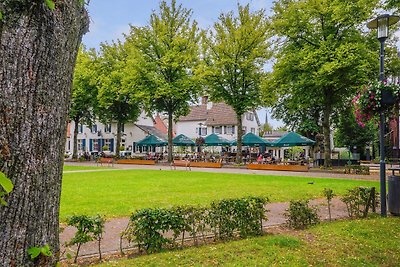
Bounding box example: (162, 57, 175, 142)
(257, 154, 263, 164)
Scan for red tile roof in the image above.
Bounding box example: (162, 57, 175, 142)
(180, 102, 238, 126)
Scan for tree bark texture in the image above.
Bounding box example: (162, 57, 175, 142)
(168, 111, 173, 163)
(322, 103, 332, 168)
(116, 121, 122, 157)
(236, 114, 243, 163)
(0, 1, 88, 266)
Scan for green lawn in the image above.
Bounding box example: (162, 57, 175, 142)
(95, 217, 400, 266)
(63, 165, 106, 171)
(60, 169, 378, 220)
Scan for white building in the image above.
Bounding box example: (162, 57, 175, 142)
(176, 97, 260, 141)
(65, 112, 168, 155)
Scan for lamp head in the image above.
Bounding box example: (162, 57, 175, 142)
(367, 14, 400, 40)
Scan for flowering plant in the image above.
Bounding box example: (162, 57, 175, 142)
(353, 81, 400, 127)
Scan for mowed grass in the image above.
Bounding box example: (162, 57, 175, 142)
(60, 169, 378, 221)
(95, 217, 400, 266)
(63, 165, 106, 171)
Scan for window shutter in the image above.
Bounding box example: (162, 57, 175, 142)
(89, 139, 93, 151)
(82, 139, 86, 150)
(232, 126, 235, 134)
(110, 139, 114, 152)
(212, 126, 214, 134)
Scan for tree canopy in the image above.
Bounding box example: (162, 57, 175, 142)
(96, 41, 141, 156)
(125, 0, 202, 162)
(269, 0, 379, 167)
(70, 46, 98, 158)
(203, 4, 271, 162)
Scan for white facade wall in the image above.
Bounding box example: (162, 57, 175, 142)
(66, 111, 154, 155)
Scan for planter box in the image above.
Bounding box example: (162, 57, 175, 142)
(247, 163, 309, 172)
(190, 162, 222, 168)
(172, 161, 222, 168)
(116, 159, 156, 165)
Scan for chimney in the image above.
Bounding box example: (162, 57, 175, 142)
(201, 96, 208, 105)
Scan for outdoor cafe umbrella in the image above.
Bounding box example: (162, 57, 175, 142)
(270, 132, 315, 147)
(173, 134, 195, 146)
(204, 134, 231, 146)
(230, 132, 271, 146)
(136, 134, 167, 146)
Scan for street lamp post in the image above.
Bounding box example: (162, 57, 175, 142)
(367, 14, 400, 217)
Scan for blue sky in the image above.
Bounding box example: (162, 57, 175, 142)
(83, 1, 275, 49)
(82, 0, 283, 127)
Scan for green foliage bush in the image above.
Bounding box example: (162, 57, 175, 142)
(285, 200, 319, 230)
(344, 165, 370, 175)
(341, 186, 377, 218)
(122, 196, 269, 254)
(66, 214, 105, 262)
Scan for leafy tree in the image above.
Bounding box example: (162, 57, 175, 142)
(96, 41, 141, 157)
(126, 0, 202, 162)
(335, 108, 376, 158)
(272, 94, 323, 139)
(0, 0, 88, 265)
(203, 4, 272, 163)
(70, 46, 98, 159)
(269, 0, 379, 167)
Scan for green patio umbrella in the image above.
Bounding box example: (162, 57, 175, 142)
(173, 134, 195, 146)
(136, 134, 167, 146)
(204, 134, 231, 146)
(270, 132, 315, 147)
(231, 132, 271, 146)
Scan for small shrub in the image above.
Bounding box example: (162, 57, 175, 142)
(66, 215, 105, 263)
(344, 165, 370, 175)
(341, 186, 377, 218)
(209, 196, 268, 240)
(285, 200, 319, 229)
(323, 188, 335, 221)
(27, 244, 52, 265)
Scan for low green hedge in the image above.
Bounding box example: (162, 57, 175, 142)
(122, 196, 269, 253)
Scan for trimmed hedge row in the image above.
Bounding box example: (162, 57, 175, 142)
(121, 196, 269, 253)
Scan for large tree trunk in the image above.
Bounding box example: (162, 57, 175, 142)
(0, 1, 88, 266)
(168, 111, 173, 163)
(322, 103, 332, 168)
(72, 116, 80, 159)
(116, 121, 122, 157)
(236, 114, 243, 163)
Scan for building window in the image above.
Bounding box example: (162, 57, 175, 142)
(214, 126, 222, 134)
(251, 127, 256, 134)
(91, 124, 98, 133)
(93, 139, 99, 151)
(246, 112, 254, 121)
(104, 139, 111, 150)
(197, 127, 207, 136)
(242, 126, 247, 134)
(78, 124, 83, 134)
(104, 124, 112, 133)
(225, 125, 235, 135)
(121, 138, 126, 149)
(77, 139, 84, 151)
